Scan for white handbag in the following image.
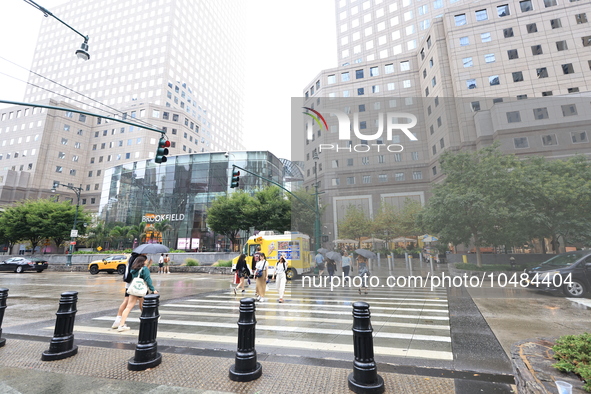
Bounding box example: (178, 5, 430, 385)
(128, 268, 148, 296)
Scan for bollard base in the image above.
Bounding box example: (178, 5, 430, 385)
(0, 338, 5, 348)
(41, 346, 78, 361)
(348, 372, 385, 394)
(229, 362, 262, 382)
(128, 352, 162, 371)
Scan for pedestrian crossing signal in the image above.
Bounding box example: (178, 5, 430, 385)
(230, 167, 240, 188)
(155, 137, 170, 163)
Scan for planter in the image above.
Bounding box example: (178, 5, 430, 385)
(511, 338, 586, 393)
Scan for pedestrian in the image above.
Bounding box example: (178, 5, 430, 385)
(326, 257, 337, 277)
(233, 254, 249, 295)
(356, 254, 370, 295)
(111, 252, 142, 329)
(315, 252, 325, 276)
(158, 253, 164, 274)
(117, 255, 158, 332)
(341, 251, 351, 277)
(273, 255, 288, 303)
(164, 253, 171, 274)
(254, 252, 268, 302)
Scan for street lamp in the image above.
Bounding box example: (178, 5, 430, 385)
(24, 0, 90, 60)
(313, 151, 321, 253)
(51, 183, 83, 267)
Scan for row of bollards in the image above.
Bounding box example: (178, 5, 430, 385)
(228, 297, 384, 393)
(0, 289, 384, 393)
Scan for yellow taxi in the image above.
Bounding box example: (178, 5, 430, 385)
(88, 254, 130, 275)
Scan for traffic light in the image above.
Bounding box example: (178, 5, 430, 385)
(155, 137, 170, 163)
(230, 167, 240, 188)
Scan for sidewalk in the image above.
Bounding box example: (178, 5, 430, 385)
(0, 338, 458, 394)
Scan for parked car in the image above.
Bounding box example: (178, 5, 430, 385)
(525, 250, 591, 297)
(0, 257, 48, 273)
(88, 254, 130, 275)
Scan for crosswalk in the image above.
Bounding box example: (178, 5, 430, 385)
(78, 280, 452, 361)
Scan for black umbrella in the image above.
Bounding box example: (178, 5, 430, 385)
(355, 249, 376, 260)
(325, 251, 342, 262)
(133, 243, 170, 254)
(317, 248, 330, 254)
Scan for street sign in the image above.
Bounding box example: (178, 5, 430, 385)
(97, 246, 103, 251)
(70, 229, 79, 238)
(70, 241, 76, 245)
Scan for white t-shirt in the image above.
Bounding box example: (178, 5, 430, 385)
(275, 260, 288, 275)
(255, 259, 267, 272)
(158, 255, 164, 263)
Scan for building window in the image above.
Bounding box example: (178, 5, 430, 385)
(471, 101, 481, 112)
(454, 14, 466, 26)
(512, 72, 524, 82)
(508, 49, 519, 59)
(568, 87, 580, 93)
(384, 64, 394, 74)
(328, 74, 336, 84)
(362, 176, 371, 184)
(481, 32, 491, 42)
(489, 75, 500, 86)
(412, 171, 423, 180)
(550, 18, 562, 29)
(562, 63, 575, 74)
(571, 131, 588, 143)
(556, 40, 568, 51)
(575, 13, 588, 24)
(542, 134, 558, 146)
(463, 57, 473, 67)
(514, 137, 529, 149)
(370, 67, 379, 76)
(517, 94, 528, 100)
(544, 0, 557, 6)
(497, 4, 510, 17)
(459, 36, 469, 46)
(537, 67, 548, 78)
(432, 166, 437, 176)
(55, 166, 63, 173)
(531, 45, 543, 55)
(542, 91, 553, 96)
(437, 116, 442, 127)
(503, 28, 514, 38)
(526, 23, 537, 33)
(341, 72, 350, 81)
(507, 111, 521, 123)
(440, 138, 445, 148)
(356, 69, 364, 79)
(332, 178, 340, 186)
(475, 9, 488, 21)
(346, 177, 355, 185)
(395, 172, 405, 181)
(484, 53, 495, 63)
(561, 104, 578, 116)
(582, 36, 591, 47)
(378, 174, 388, 182)
(533, 108, 549, 120)
(520, 0, 533, 12)
(411, 152, 419, 160)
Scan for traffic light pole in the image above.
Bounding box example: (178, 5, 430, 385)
(230, 164, 322, 253)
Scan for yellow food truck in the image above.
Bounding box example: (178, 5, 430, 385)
(232, 231, 312, 280)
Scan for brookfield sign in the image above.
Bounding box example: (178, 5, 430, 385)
(142, 214, 185, 223)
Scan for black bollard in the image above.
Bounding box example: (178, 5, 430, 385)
(229, 297, 262, 381)
(348, 302, 385, 394)
(128, 294, 162, 371)
(42, 291, 78, 361)
(0, 288, 8, 347)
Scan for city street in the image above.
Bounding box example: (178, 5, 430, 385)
(1, 262, 590, 393)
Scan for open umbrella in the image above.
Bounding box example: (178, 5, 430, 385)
(422, 234, 439, 243)
(333, 239, 357, 244)
(317, 248, 329, 254)
(133, 243, 170, 254)
(325, 251, 342, 262)
(355, 249, 376, 260)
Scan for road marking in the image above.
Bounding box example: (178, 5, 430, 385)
(69, 325, 454, 360)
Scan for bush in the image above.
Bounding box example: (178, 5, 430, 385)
(553, 333, 591, 392)
(185, 258, 199, 266)
(216, 260, 233, 267)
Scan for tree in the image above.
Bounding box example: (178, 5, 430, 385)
(251, 186, 291, 233)
(288, 189, 324, 238)
(372, 202, 399, 247)
(153, 220, 173, 245)
(110, 226, 131, 250)
(206, 191, 256, 250)
(338, 205, 371, 248)
(420, 146, 528, 267)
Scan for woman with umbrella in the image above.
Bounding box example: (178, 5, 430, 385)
(355, 249, 375, 295)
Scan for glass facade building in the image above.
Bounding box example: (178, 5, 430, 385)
(99, 151, 285, 251)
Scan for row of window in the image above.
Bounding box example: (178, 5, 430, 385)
(454, 1, 575, 27)
(331, 171, 424, 186)
(506, 103, 588, 124)
(513, 131, 588, 149)
(0, 149, 37, 160)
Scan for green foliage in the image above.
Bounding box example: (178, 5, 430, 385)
(252, 187, 292, 234)
(289, 189, 323, 237)
(338, 205, 371, 247)
(552, 333, 591, 392)
(185, 258, 199, 266)
(215, 260, 233, 267)
(207, 191, 256, 248)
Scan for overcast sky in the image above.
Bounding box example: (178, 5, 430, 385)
(0, 0, 337, 160)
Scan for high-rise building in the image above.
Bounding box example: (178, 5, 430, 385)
(301, 0, 591, 244)
(0, 0, 245, 209)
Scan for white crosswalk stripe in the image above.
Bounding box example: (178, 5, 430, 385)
(83, 282, 453, 361)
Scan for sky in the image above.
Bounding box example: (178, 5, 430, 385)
(0, 0, 338, 160)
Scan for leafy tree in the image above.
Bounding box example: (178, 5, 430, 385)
(153, 220, 173, 245)
(288, 189, 324, 238)
(397, 199, 424, 239)
(251, 186, 291, 233)
(48, 201, 92, 252)
(338, 205, 371, 248)
(127, 222, 148, 245)
(420, 146, 528, 266)
(372, 202, 399, 246)
(207, 191, 256, 249)
(110, 226, 131, 249)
